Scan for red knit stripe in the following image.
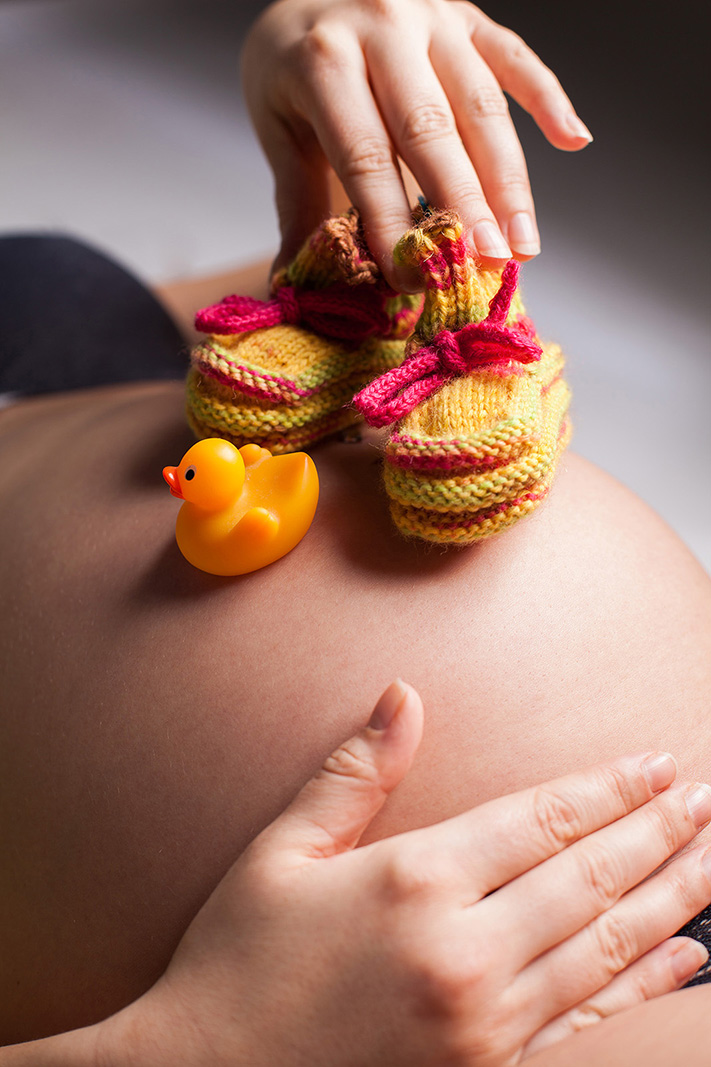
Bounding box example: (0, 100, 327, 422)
(193, 360, 306, 404)
(386, 443, 528, 472)
(405, 488, 550, 533)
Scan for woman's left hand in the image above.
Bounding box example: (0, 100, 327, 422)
(97, 680, 711, 1067)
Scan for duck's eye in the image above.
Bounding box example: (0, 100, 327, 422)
(184, 466, 196, 481)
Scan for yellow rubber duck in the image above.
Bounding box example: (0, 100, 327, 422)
(163, 439, 319, 575)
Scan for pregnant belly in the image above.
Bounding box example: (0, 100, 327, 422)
(1, 382, 710, 1044)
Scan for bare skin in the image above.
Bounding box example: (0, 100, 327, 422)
(526, 987, 711, 1066)
(1, 360, 710, 1050)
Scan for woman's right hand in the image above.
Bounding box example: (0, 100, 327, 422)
(101, 681, 711, 1067)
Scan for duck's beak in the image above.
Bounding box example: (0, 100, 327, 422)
(163, 466, 184, 499)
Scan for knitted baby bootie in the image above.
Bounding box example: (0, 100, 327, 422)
(353, 207, 571, 543)
(185, 210, 422, 454)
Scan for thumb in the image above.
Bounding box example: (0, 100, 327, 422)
(260, 680, 423, 863)
(263, 120, 331, 278)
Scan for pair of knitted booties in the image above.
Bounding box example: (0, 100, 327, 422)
(186, 206, 571, 544)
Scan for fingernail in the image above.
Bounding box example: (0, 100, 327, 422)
(642, 752, 677, 792)
(565, 114, 593, 142)
(368, 679, 410, 731)
(472, 220, 510, 259)
(506, 212, 540, 256)
(685, 784, 711, 828)
(670, 939, 708, 985)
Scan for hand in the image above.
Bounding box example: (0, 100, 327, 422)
(97, 680, 711, 1066)
(241, 0, 593, 289)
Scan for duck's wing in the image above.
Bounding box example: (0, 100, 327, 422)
(267, 453, 314, 496)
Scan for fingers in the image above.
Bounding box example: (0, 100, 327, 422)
(524, 937, 709, 1056)
(292, 33, 416, 289)
(257, 680, 423, 865)
(426, 752, 679, 900)
(247, 2, 593, 286)
(365, 33, 511, 265)
(470, 10, 593, 151)
(518, 843, 711, 1039)
(480, 780, 711, 970)
(429, 28, 539, 258)
(253, 112, 332, 274)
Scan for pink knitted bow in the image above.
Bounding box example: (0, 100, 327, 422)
(194, 281, 394, 344)
(353, 261, 542, 428)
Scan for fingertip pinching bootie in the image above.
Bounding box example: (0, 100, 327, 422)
(353, 206, 572, 543)
(185, 209, 422, 454)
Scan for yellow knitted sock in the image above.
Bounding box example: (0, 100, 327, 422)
(353, 206, 571, 543)
(186, 209, 422, 453)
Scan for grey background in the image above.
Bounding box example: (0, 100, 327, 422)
(1, 0, 709, 568)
